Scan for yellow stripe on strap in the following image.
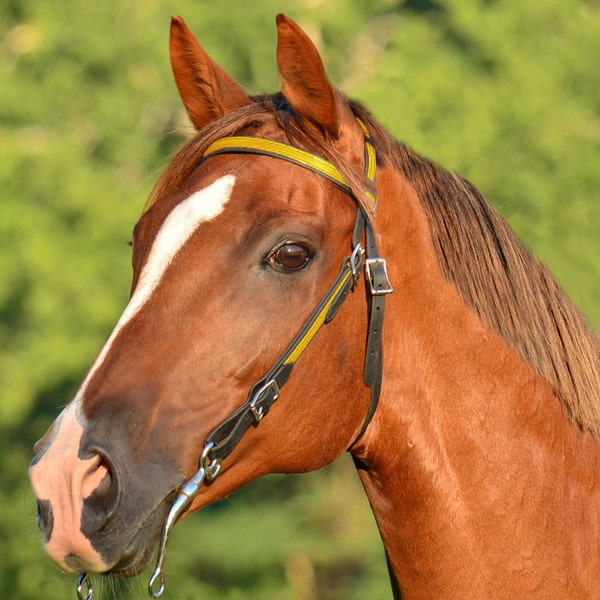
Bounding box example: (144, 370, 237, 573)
(203, 137, 351, 191)
(364, 141, 377, 183)
(357, 118, 377, 203)
(202, 118, 378, 212)
(283, 269, 354, 366)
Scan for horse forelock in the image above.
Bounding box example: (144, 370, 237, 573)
(145, 101, 273, 214)
(375, 133, 600, 438)
(145, 94, 374, 216)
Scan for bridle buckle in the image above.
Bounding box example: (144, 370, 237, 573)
(249, 378, 280, 423)
(350, 243, 365, 285)
(365, 258, 393, 296)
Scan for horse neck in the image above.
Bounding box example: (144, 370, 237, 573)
(351, 167, 600, 598)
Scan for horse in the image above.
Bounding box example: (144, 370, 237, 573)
(29, 14, 600, 600)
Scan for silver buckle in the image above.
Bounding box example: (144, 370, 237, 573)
(365, 258, 393, 296)
(350, 243, 365, 283)
(249, 378, 280, 423)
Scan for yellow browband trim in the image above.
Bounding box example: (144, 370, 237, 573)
(357, 117, 377, 203)
(283, 269, 354, 366)
(203, 137, 350, 190)
(203, 123, 378, 208)
(365, 142, 377, 182)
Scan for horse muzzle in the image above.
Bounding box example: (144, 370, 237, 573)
(29, 401, 184, 577)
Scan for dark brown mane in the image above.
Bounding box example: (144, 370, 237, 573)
(355, 105, 600, 438)
(149, 96, 600, 437)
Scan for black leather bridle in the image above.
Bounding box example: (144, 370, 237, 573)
(76, 119, 393, 600)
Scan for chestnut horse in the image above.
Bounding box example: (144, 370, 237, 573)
(30, 14, 600, 600)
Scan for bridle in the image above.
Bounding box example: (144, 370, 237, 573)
(77, 118, 393, 600)
(76, 120, 393, 600)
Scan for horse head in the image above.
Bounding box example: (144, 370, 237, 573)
(29, 15, 379, 579)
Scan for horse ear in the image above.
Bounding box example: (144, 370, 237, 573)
(169, 16, 252, 131)
(276, 14, 362, 149)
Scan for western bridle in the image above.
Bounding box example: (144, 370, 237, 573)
(76, 119, 393, 600)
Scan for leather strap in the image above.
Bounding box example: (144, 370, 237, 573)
(198, 119, 391, 466)
(203, 136, 355, 197)
(351, 212, 392, 443)
(206, 243, 364, 462)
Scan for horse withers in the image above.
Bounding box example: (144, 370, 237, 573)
(30, 14, 600, 599)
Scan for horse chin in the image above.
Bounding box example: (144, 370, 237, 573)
(107, 549, 153, 579)
(104, 497, 172, 578)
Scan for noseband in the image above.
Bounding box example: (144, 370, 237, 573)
(76, 121, 393, 600)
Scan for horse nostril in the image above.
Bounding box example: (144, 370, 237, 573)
(37, 499, 54, 543)
(82, 455, 113, 500)
(81, 452, 122, 529)
(93, 458, 113, 499)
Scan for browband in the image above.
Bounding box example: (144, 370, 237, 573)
(202, 118, 377, 210)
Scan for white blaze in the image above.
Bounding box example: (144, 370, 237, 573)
(30, 175, 235, 572)
(78, 174, 235, 399)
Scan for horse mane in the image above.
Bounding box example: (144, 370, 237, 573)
(352, 105, 600, 438)
(147, 95, 600, 438)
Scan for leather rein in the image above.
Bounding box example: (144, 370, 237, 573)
(75, 120, 393, 600)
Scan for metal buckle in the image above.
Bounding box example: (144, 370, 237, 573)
(350, 243, 365, 284)
(249, 378, 280, 423)
(200, 442, 222, 481)
(365, 258, 393, 296)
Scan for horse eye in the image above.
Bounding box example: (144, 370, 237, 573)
(269, 242, 312, 272)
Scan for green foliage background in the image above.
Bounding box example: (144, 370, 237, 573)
(1, 0, 598, 598)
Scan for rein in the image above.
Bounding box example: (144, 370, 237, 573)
(75, 121, 393, 600)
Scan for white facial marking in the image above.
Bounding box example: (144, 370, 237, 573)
(29, 400, 107, 571)
(77, 174, 235, 399)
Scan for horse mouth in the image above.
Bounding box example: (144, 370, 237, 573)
(107, 537, 157, 578)
(104, 492, 176, 578)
